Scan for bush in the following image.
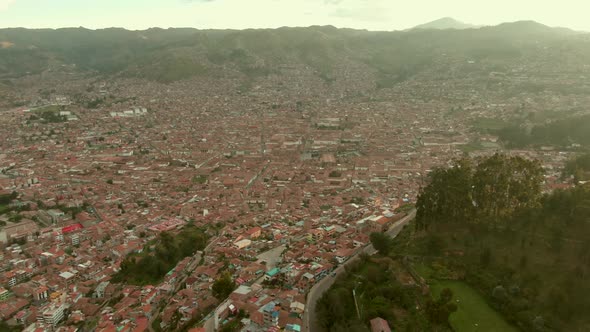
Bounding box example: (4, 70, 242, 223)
(329, 170, 342, 178)
(480, 248, 492, 267)
(426, 235, 446, 254)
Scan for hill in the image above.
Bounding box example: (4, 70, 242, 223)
(409, 155, 590, 331)
(411, 17, 478, 30)
(0, 22, 588, 86)
(317, 155, 590, 332)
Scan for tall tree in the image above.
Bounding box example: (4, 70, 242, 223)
(416, 154, 543, 229)
(370, 232, 392, 254)
(416, 158, 474, 230)
(473, 154, 543, 223)
(425, 288, 458, 325)
(212, 272, 236, 300)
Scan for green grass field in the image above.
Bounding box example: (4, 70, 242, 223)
(431, 280, 518, 332)
(32, 105, 62, 113)
(471, 117, 511, 131)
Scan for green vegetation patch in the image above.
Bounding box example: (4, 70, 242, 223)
(29, 105, 68, 123)
(192, 174, 208, 184)
(430, 280, 518, 332)
(564, 153, 590, 183)
(496, 114, 590, 148)
(112, 225, 208, 285)
(471, 117, 511, 132)
(410, 154, 590, 331)
(0, 191, 18, 216)
(316, 257, 430, 332)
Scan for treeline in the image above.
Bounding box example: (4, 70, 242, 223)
(497, 114, 590, 148)
(564, 153, 590, 183)
(112, 225, 208, 285)
(415, 154, 590, 331)
(416, 154, 544, 230)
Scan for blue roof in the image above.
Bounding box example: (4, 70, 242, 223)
(262, 301, 277, 313)
(266, 267, 280, 277)
(286, 324, 301, 332)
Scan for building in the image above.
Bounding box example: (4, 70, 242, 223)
(33, 286, 49, 302)
(0, 219, 38, 243)
(234, 239, 252, 249)
(370, 317, 391, 332)
(38, 302, 66, 328)
(289, 301, 305, 315)
(308, 228, 324, 242)
(244, 227, 262, 239)
(71, 234, 80, 246)
(285, 324, 301, 332)
(4, 271, 17, 287)
(148, 218, 185, 232)
(264, 268, 280, 281)
(58, 271, 76, 287)
(0, 287, 9, 301)
(261, 301, 279, 326)
(94, 281, 110, 298)
(47, 210, 66, 224)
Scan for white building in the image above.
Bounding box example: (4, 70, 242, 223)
(38, 302, 66, 328)
(234, 239, 252, 249)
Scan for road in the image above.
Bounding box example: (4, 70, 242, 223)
(256, 244, 286, 269)
(303, 210, 416, 332)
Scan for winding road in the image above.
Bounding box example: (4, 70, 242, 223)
(302, 210, 416, 332)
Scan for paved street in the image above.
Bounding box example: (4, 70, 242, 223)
(303, 210, 416, 332)
(256, 244, 286, 269)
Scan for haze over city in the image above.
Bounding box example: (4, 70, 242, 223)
(2, 2, 590, 332)
(1, 0, 590, 31)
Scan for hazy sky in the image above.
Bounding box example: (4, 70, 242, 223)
(1, 0, 589, 31)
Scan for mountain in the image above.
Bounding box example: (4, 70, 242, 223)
(492, 20, 576, 35)
(410, 17, 478, 30)
(0, 22, 588, 86)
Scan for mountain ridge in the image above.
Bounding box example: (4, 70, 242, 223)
(0, 21, 588, 84)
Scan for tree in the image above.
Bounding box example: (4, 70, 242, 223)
(425, 288, 458, 325)
(370, 232, 391, 255)
(317, 287, 356, 330)
(0, 191, 17, 205)
(416, 158, 474, 231)
(0, 320, 21, 332)
(564, 153, 590, 182)
(480, 247, 492, 267)
(113, 226, 208, 285)
(473, 154, 543, 223)
(492, 285, 508, 303)
(329, 170, 342, 178)
(426, 235, 446, 254)
(212, 273, 236, 300)
(416, 154, 543, 230)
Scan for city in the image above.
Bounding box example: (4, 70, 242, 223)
(1, 4, 590, 332)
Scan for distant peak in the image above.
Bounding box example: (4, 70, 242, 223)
(438, 17, 461, 22)
(411, 17, 477, 30)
